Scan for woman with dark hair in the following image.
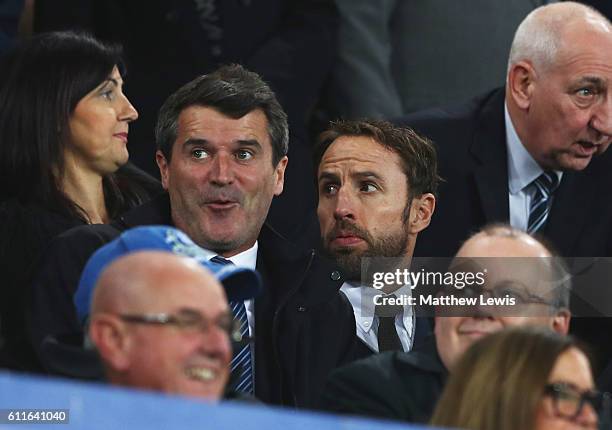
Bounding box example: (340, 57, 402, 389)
(430, 326, 607, 430)
(0, 31, 160, 371)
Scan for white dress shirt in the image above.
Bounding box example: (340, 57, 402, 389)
(505, 103, 562, 231)
(340, 282, 415, 353)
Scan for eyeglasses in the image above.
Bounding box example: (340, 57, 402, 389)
(544, 383, 609, 420)
(119, 308, 247, 344)
(441, 283, 556, 307)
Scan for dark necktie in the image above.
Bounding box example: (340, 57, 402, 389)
(210, 256, 253, 394)
(374, 294, 403, 352)
(527, 171, 560, 235)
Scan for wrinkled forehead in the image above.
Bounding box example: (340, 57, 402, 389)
(318, 135, 404, 178)
(450, 256, 558, 294)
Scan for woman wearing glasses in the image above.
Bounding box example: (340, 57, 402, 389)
(430, 326, 607, 430)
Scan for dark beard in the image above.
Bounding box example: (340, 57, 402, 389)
(325, 220, 409, 282)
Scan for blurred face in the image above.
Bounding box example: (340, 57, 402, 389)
(66, 66, 138, 175)
(157, 106, 287, 257)
(534, 347, 598, 430)
(121, 267, 232, 399)
(435, 233, 570, 370)
(518, 23, 612, 171)
(317, 136, 413, 280)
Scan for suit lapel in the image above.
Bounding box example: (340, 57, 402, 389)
(545, 171, 592, 256)
(469, 89, 510, 223)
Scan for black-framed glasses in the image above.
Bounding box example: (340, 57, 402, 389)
(440, 282, 556, 307)
(544, 382, 609, 420)
(119, 308, 248, 344)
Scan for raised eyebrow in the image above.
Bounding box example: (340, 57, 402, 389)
(353, 171, 384, 182)
(575, 76, 605, 89)
(318, 171, 340, 183)
(235, 139, 262, 150)
(183, 138, 209, 148)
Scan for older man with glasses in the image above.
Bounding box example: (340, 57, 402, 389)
(87, 245, 260, 400)
(321, 223, 572, 423)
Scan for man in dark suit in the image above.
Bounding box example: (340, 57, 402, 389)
(401, 2, 612, 260)
(314, 119, 438, 358)
(28, 64, 356, 409)
(397, 4, 612, 368)
(321, 224, 571, 423)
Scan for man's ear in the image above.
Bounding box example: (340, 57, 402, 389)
(408, 193, 436, 234)
(551, 309, 571, 335)
(156, 150, 170, 190)
(88, 314, 131, 372)
(273, 156, 288, 196)
(507, 61, 537, 110)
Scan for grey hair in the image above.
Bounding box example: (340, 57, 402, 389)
(507, 2, 611, 74)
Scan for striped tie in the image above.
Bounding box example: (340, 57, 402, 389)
(527, 172, 560, 235)
(209, 256, 253, 394)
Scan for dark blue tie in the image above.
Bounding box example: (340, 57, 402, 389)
(209, 256, 253, 394)
(527, 172, 560, 235)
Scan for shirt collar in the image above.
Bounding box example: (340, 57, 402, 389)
(505, 103, 563, 193)
(341, 283, 412, 333)
(199, 241, 258, 270)
(505, 103, 544, 194)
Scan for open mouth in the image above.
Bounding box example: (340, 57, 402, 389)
(185, 367, 217, 382)
(575, 140, 599, 156)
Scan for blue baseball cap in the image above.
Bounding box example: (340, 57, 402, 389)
(74, 225, 263, 325)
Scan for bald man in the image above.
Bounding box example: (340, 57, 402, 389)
(88, 251, 232, 400)
(321, 224, 571, 423)
(400, 1, 612, 259)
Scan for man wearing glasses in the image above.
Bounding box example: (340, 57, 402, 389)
(89, 250, 240, 400)
(321, 224, 573, 423)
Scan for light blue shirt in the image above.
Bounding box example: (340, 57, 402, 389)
(204, 243, 258, 337)
(505, 104, 562, 231)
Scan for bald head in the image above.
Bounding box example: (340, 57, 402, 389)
(457, 225, 552, 259)
(435, 225, 571, 370)
(91, 251, 225, 315)
(508, 2, 611, 73)
(88, 251, 232, 401)
(454, 224, 570, 311)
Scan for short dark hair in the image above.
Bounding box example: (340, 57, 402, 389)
(315, 119, 440, 199)
(0, 31, 140, 220)
(155, 64, 289, 166)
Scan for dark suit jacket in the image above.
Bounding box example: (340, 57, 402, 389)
(397, 87, 612, 259)
(321, 337, 447, 423)
(28, 193, 356, 408)
(396, 88, 612, 372)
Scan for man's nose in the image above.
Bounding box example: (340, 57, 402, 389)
(209, 153, 234, 185)
(199, 321, 233, 361)
(590, 96, 612, 140)
(575, 401, 599, 429)
(333, 187, 357, 220)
